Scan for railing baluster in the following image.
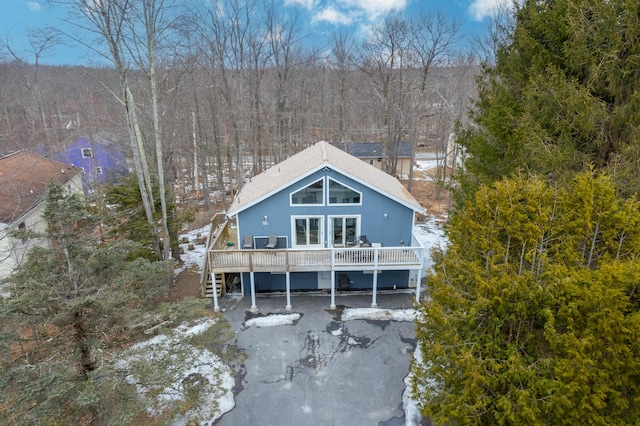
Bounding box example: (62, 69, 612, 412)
(208, 246, 421, 271)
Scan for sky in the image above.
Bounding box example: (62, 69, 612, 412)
(0, 0, 513, 66)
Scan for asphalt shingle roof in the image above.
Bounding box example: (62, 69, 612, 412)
(330, 142, 413, 158)
(227, 141, 423, 216)
(0, 151, 82, 224)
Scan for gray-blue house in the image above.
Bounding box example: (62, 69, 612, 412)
(204, 141, 426, 311)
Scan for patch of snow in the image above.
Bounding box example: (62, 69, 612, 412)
(117, 318, 235, 424)
(342, 308, 417, 322)
(413, 217, 448, 272)
(403, 344, 423, 426)
(174, 224, 211, 276)
(244, 313, 301, 327)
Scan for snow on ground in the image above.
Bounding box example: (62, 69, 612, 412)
(403, 343, 424, 426)
(174, 223, 211, 276)
(244, 313, 301, 327)
(117, 318, 235, 425)
(342, 307, 416, 322)
(413, 159, 441, 180)
(413, 216, 448, 273)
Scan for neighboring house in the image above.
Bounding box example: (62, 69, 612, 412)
(203, 141, 426, 312)
(331, 142, 413, 179)
(0, 152, 84, 281)
(53, 138, 128, 194)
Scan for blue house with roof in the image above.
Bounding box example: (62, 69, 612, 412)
(53, 138, 128, 194)
(203, 141, 427, 312)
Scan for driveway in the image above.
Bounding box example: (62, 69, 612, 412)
(216, 293, 418, 426)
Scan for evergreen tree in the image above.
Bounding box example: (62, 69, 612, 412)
(0, 183, 208, 424)
(414, 171, 640, 424)
(459, 0, 640, 195)
(104, 173, 192, 261)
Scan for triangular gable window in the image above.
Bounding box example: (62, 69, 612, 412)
(328, 178, 361, 205)
(291, 179, 324, 205)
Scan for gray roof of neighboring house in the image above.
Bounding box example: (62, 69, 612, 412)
(0, 151, 83, 224)
(330, 142, 413, 158)
(227, 141, 424, 216)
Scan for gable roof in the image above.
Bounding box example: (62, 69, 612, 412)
(331, 142, 413, 158)
(227, 141, 424, 216)
(0, 151, 83, 224)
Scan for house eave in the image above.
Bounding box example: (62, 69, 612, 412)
(227, 161, 424, 217)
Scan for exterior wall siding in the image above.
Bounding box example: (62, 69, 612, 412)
(237, 168, 415, 249)
(0, 173, 84, 281)
(241, 270, 410, 292)
(0, 228, 12, 280)
(53, 139, 128, 193)
(339, 270, 410, 290)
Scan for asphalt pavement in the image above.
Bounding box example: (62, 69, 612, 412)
(216, 292, 418, 426)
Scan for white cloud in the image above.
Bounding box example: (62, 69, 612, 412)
(27, 1, 42, 12)
(313, 6, 354, 25)
(468, 0, 520, 21)
(342, 0, 407, 21)
(285, 0, 319, 10)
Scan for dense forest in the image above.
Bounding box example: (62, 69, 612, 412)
(1, 0, 478, 262)
(0, 2, 477, 201)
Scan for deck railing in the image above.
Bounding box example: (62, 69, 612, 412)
(207, 246, 422, 273)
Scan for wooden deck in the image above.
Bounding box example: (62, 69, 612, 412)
(201, 213, 424, 298)
(207, 246, 423, 273)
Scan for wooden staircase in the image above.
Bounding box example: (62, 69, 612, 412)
(203, 272, 225, 299)
(200, 212, 237, 299)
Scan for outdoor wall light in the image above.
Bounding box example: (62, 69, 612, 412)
(383, 213, 388, 219)
(262, 215, 268, 225)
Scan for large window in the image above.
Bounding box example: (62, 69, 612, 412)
(328, 178, 361, 205)
(330, 216, 360, 247)
(81, 148, 93, 158)
(291, 179, 324, 205)
(292, 216, 323, 247)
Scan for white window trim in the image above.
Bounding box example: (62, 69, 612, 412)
(289, 177, 325, 207)
(291, 215, 324, 248)
(81, 148, 93, 158)
(327, 215, 361, 247)
(327, 177, 362, 206)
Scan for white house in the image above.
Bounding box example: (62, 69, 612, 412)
(0, 151, 84, 281)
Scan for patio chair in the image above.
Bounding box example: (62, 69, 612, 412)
(338, 274, 351, 290)
(265, 234, 278, 249)
(243, 235, 253, 249)
(358, 235, 371, 247)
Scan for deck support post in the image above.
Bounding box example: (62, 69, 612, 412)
(330, 272, 336, 309)
(371, 270, 378, 308)
(371, 250, 379, 308)
(250, 272, 257, 312)
(285, 272, 292, 310)
(416, 253, 426, 303)
(211, 272, 220, 312)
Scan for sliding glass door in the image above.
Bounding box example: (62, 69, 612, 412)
(292, 216, 323, 248)
(329, 216, 360, 247)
